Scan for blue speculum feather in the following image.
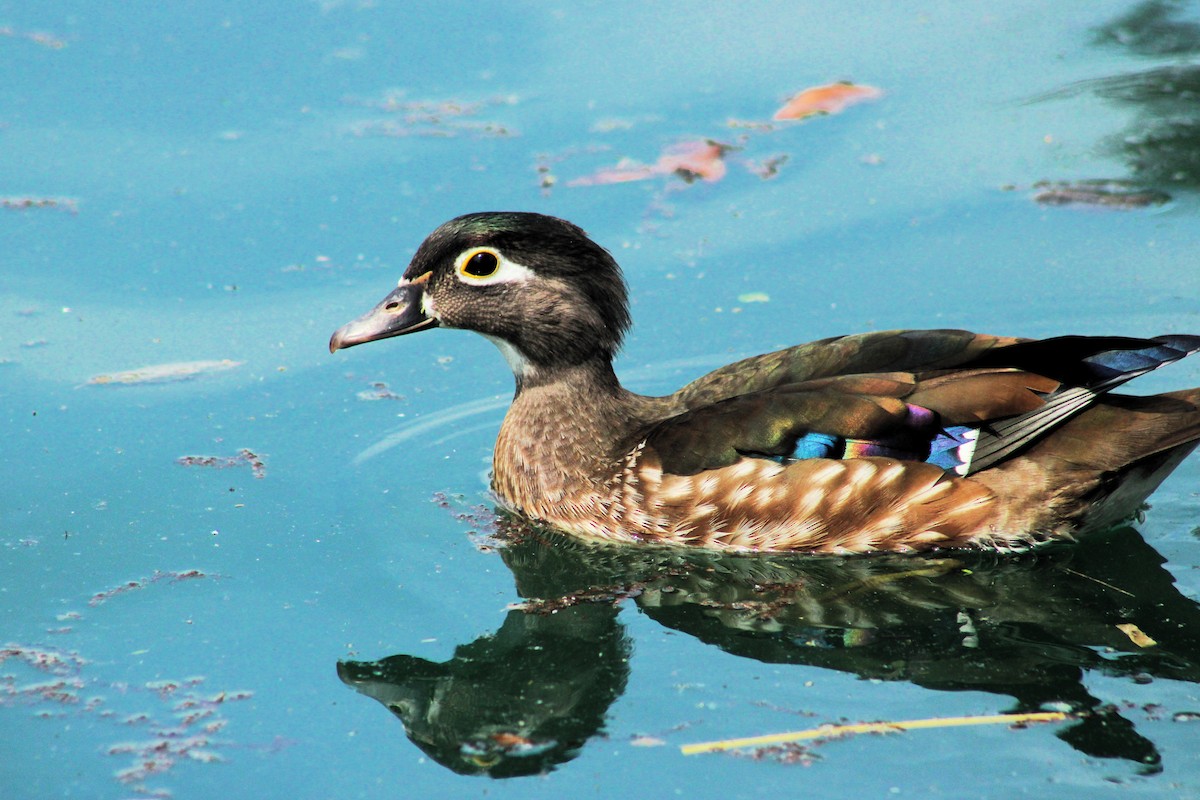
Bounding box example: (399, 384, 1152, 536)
(757, 337, 1200, 475)
(781, 425, 978, 471)
(791, 432, 842, 460)
(781, 413, 980, 472)
(1084, 347, 1175, 381)
(1080, 338, 1197, 385)
(772, 401, 980, 473)
(927, 426, 979, 473)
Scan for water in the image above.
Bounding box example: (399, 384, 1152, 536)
(3, 2, 1200, 797)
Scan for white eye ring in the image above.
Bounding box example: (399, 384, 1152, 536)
(454, 247, 536, 285)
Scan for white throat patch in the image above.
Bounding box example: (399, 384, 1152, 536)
(483, 334, 535, 380)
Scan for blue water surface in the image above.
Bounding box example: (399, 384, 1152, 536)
(4, 2, 1200, 798)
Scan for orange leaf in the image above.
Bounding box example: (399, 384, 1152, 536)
(773, 82, 882, 121)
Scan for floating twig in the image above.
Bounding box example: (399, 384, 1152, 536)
(681, 711, 1072, 755)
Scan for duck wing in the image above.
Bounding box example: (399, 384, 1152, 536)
(650, 334, 1200, 478)
(673, 329, 1021, 408)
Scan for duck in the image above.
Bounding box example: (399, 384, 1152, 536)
(330, 211, 1200, 553)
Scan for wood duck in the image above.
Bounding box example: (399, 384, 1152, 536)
(330, 212, 1200, 553)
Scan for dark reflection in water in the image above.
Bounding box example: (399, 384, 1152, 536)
(338, 598, 629, 778)
(1093, 0, 1200, 57)
(340, 523, 1200, 777)
(1037, 1, 1200, 191)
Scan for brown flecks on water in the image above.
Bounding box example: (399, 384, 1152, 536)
(738, 741, 823, 766)
(88, 569, 215, 607)
(1029, 179, 1171, 208)
(177, 449, 266, 478)
(356, 381, 404, 401)
(431, 491, 501, 549)
(0, 643, 88, 675)
(6, 564, 260, 798)
(533, 144, 612, 195)
(745, 155, 789, 179)
(343, 92, 519, 139)
(1, 195, 79, 212)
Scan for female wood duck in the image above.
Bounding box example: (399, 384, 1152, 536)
(330, 212, 1200, 553)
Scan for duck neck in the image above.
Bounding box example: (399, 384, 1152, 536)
(492, 355, 644, 513)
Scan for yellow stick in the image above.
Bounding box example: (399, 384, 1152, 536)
(680, 711, 1071, 755)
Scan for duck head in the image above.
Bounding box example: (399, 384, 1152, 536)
(329, 212, 631, 383)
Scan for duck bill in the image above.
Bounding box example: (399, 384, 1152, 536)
(329, 281, 438, 353)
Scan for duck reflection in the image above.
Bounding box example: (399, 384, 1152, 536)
(337, 596, 629, 778)
(339, 522, 1200, 776)
(1034, 1, 1200, 192)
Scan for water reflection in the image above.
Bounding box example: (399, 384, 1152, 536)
(340, 523, 1200, 776)
(338, 595, 629, 777)
(1093, 0, 1200, 57)
(1035, 0, 1200, 192)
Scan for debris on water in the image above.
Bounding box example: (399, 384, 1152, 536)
(1, 195, 79, 212)
(682, 712, 1071, 756)
(0, 644, 88, 675)
(177, 449, 266, 478)
(508, 584, 645, 614)
(773, 82, 883, 121)
(1116, 622, 1156, 648)
(343, 92, 519, 139)
(86, 359, 243, 386)
(432, 491, 502, 547)
(739, 741, 822, 766)
(630, 735, 667, 747)
(458, 732, 556, 760)
(533, 143, 613, 195)
(0, 25, 68, 48)
(726, 118, 777, 131)
(1024, 180, 1170, 208)
(569, 139, 732, 186)
(745, 154, 789, 179)
(6, 570, 258, 799)
(88, 569, 214, 607)
(357, 381, 404, 401)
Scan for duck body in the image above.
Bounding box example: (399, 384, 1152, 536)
(331, 212, 1200, 553)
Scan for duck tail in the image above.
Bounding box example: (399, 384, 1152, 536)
(965, 335, 1200, 474)
(1048, 387, 1200, 530)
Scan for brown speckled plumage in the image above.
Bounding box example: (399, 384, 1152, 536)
(331, 212, 1200, 553)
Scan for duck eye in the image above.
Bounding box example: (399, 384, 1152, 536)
(461, 250, 499, 278)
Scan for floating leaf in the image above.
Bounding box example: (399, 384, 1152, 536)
(773, 82, 883, 121)
(1116, 622, 1157, 648)
(87, 359, 243, 386)
(569, 140, 731, 186)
